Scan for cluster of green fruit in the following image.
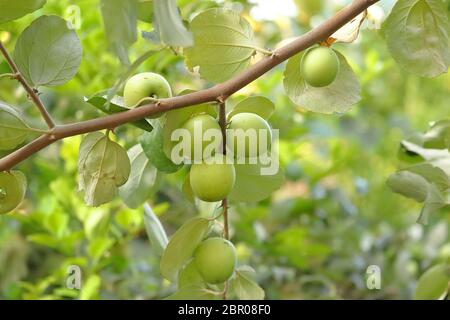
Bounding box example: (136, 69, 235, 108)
(123, 72, 273, 203)
(301, 46, 340, 87)
(0, 171, 27, 215)
(179, 237, 237, 287)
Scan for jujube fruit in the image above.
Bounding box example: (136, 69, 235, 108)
(414, 264, 450, 300)
(189, 154, 235, 202)
(123, 72, 172, 107)
(301, 46, 340, 87)
(181, 114, 222, 161)
(193, 237, 237, 284)
(0, 171, 27, 215)
(227, 112, 272, 158)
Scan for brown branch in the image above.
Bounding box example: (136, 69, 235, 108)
(0, 41, 55, 129)
(0, 0, 379, 171)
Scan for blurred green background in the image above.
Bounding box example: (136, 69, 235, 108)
(0, 0, 449, 300)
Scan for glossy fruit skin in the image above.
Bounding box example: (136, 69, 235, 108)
(178, 260, 205, 288)
(190, 154, 235, 202)
(227, 112, 272, 158)
(193, 237, 237, 284)
(123, 72, 172, 107)
(181, 114, 222, 161)
(301, 46, 340, 87)
(0, 171, 26, 215)
(414, 264, 449, 300)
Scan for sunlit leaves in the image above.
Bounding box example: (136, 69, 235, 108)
(100, 0, 138, 65)
(78, 132, 131, 207)
(0, 0, 46, 24)
(184, 8, 256, 83)
(229, 161, 284, 203)
(153, 0, 193, 47)
(228, 96, 275, 120)
(231, 266, 265, 300)
(14, 15, 82, 87)
(143, 203, 168, 256)
(283, 51, 360, 114)
(0, 102, 32, 150)
(119, 145, 159, 209)
(160, 217, 210, 282)
(140, 121, 182, 173)
(384, 0, 450, 77)
(414, 264, 450, 300)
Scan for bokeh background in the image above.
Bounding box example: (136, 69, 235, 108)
(0, 0, 449, 299)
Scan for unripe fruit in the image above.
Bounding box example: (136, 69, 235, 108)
(178, 260, 205, 288)
(189, 154, 235, 202)
(301, 46, 340, 87)
(0, 171, 26, 215)
(123, 72, 172, 107)
(193, 237, 237, 284)
(414, 264, 450, 300)
(181, 114, 222, 161)
(227, 112, 272, 158)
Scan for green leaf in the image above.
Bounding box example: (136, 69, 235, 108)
(162, 101, 216, 160)
(14, 15, 82, 87)
(143, 203, 169, 256)
(140, 121, 182, 173)
(87, 237, 114, 261)
(414, 264, 450, 299)
(0, 0, 46, 24)
(384, 0, 450, 78)
(418, 183, 447, 224)
(0, 102, 30, 150)
(80, 275, 101, 300)
(182, 174, 195, 203)
(231, 266, 265, 300)
(229, 161, 285, 202)
(119, 145, 159, 208)
(165, 285, 218, 300)
(422, 120, 450, 149)
(283, 50, 360, 114)
(138, 0, 153, 22)
(78, 132, 131, 207)
(153, 0, 193, 47)
(100, 0, 138, 65)
(386, 170, 430, 202)
(185, 8, 256, 83)
(401, 163, 450, 191)
(228, 96, 275, 120)
(160, 217, 210, 282)
(84, 94, 153, 132)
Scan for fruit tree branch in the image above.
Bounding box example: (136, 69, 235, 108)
(0, 0, 379, 171)
(0, 42, 56, 129)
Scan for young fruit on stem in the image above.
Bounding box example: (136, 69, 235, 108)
(181, 114, 222, 161)
(0, 171, 27, 214)
(189, 154, 235, 202)
(301, 46, 340, 87)
(227, 112, 272, 159)
(193, 237, 237, 284)
(123, 72, 172, 107)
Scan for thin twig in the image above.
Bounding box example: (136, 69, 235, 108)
(0, 0, 380, 171)
(0, 41, 55, 129)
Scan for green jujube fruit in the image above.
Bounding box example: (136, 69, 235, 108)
(193, 237, 237, 284)
(0, 171, 27, 214)
(181, 114, 222, 161)
(123, 72, 172, 107)
(301, 46, 340, 87)
(189, 154, 235, 202)
(227, 112, 272, 159)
